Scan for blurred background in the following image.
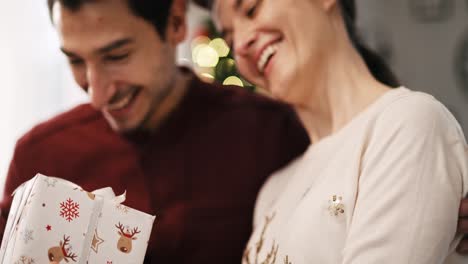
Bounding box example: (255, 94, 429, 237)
(0, 0, 467, 195)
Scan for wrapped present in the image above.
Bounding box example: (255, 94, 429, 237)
(0, 174, 156, 264)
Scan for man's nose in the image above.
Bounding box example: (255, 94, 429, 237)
(86, 65, 114, 109)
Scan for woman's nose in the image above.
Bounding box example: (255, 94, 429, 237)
(233, 25, 258, 58)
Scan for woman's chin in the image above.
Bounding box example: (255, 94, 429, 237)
(269, 86, 292, 102)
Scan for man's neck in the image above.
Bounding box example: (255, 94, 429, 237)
(145, 68, 191, 132)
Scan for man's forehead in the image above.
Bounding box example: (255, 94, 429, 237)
(53, 0, 140, 30)
(54, 1, 142, 54)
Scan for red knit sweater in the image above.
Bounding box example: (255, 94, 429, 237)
(1, 76, 309, 263)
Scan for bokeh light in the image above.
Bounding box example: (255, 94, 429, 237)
(209, 38, 230, 57)
(191, 36, 211, 50)
(223, 76, 244, 87)
(195, 44, 219, 68)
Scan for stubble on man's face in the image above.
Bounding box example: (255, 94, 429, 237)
(54, 0, 179, 133)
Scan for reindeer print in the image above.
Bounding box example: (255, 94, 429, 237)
(243, 212, 293, 264)
(48, 235, 78, 263)
(243, 213, 278, 264)
(86, 192, 96, 200)
(115, 222, 141, 254)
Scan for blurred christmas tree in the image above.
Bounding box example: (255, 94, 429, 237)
(191, 18, 255, 91)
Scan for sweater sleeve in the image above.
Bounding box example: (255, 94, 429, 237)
(342, 95, 468, 263)
(0, 140, 32, 242)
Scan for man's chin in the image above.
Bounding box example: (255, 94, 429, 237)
(102, 109, 141, 131)
(105, 117, 143, 134)
(103, 100, 162, 135)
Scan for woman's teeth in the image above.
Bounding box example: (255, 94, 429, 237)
(257, 44, 279, 73)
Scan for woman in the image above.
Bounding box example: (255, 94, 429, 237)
(223, 0, 468, 263)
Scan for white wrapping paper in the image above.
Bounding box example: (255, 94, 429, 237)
(0, 174, 155, 264)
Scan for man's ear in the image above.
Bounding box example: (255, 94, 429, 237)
(166, 0, 187, 45)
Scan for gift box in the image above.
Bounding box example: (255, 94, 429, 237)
(0, 174, 156, 264)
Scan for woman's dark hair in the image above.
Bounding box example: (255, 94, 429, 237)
(47, 0, 173, 38)
(340, 0, 400, 87)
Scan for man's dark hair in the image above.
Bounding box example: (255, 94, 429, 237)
(47, 0, 174, 37)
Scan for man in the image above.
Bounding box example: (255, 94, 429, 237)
(0, 0, 309, 263)
(194, 0, 468, 255)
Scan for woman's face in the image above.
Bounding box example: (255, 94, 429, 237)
(226, 0, 337, 103)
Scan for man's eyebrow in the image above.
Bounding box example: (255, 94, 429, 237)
(60, 38, 133, 58)
(97, 38, 133, 54)
(60, 47, 76, 57)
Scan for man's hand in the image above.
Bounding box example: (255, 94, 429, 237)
(457, 198, 468, 254)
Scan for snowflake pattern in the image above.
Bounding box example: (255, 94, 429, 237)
(116, 204, 129, 214)
(44, 178, 57, 187)
(14, 255, 35, 264)
(60, 198, 80, 222)
(21, 228, 34, 244)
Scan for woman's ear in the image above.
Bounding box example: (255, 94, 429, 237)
(166, 0, 187, 45)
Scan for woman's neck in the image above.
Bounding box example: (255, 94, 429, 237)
(293, 43, 390, 144)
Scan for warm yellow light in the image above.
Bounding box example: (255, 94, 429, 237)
(223, 76, 244, 87)
(195, 44, 219, 68)
(191, 36, 211, 50)
(192, 44, 204, 63)
(200, 73, 215, 83)
(225, 58, 236, 67)
(209, 38, 230, 57)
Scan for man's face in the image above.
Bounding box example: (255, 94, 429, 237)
(53, 0, 182, 133)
